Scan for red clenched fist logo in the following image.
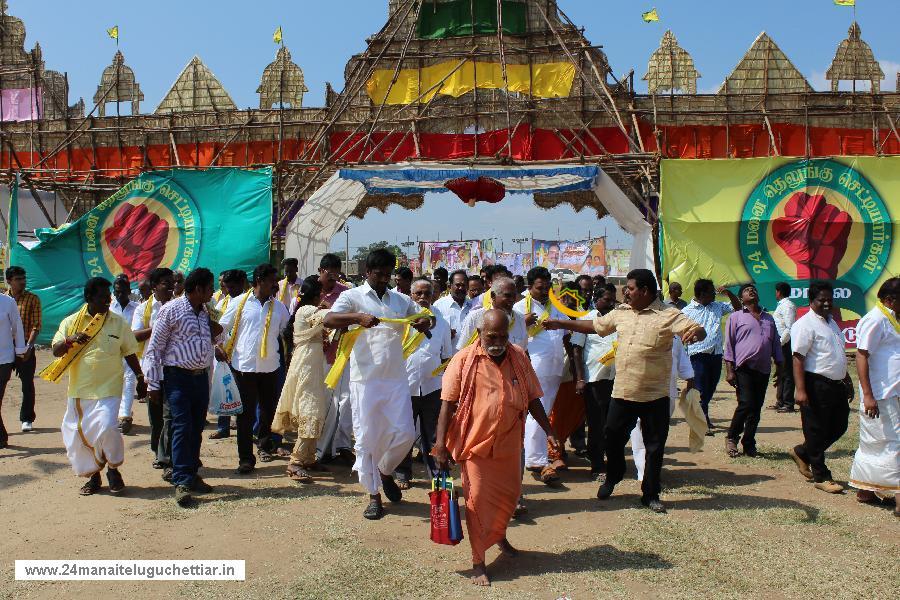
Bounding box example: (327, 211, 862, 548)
(104, 203, 169, 280)
(772, 192, 852, 280)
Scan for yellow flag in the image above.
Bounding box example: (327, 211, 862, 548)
(273, 26, 283, 45)
(107, 25, 119, 40)
(642, 8, 660, 22)
(833, 0, 855, 6)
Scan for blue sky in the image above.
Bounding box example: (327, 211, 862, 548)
(9, 0, 897, 255)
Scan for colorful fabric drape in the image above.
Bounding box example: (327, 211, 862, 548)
(366, 60, 576, 105)
(417, 0, 527, 39)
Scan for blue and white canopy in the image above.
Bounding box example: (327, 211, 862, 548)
(286, 161, 653, 277)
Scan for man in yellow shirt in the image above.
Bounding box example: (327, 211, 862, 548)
(51, 277, 147, 496)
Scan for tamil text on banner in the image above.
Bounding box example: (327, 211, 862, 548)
(660, 157, 897, 347)
(10, 168, 273, 343)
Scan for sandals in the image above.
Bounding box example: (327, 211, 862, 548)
(287, 465, 313, 483)
(539, 466, 560, 485)
(258, 450, 275, 463)
(725, 438, 741, 458)
(363, 499, 385, 520)
(273, 447, 291, 459)
(79, 473, 102, 496)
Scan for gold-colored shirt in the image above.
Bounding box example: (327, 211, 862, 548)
(593, 300, 701, 402)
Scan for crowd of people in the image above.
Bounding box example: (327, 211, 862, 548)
(0, 254, 897, 586)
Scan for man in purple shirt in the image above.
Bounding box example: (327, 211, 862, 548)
(723, 283, 783, 458)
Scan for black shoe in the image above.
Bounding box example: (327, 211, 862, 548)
(236, 462, 254, 475)
(776, 407, 796, 413)
(394, 471, 411, 490)
(641, 497, 667, 513)
(590, 471, 607, 484)
(190, 476, 213, 493)
(363, 499, 384, 520)
(79, 472, 102, 496)
(175, 485, 193, 508)
(162, 467, 173, 483)
(381, 474, 403, 503)
(337, 447, 356, 467)
(743, 447, 758, 458)
(107, 468, 125, 494)
(151, 460, 164, 470)
(596, 482, 615, 500)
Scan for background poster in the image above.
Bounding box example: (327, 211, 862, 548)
(533, 237, 612, 275)
(495, 252, 532, 276)
(660, 157, 897, 346)
(10, 168, 273, 343)
(419, 240, 491, 274)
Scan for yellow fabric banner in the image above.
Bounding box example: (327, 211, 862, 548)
(40, 305, 107, 384)
(366, 60, 576, 105)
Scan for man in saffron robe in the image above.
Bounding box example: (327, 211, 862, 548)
(434, 309, 559, 587)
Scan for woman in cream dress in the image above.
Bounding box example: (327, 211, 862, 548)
(272, 276, 330, 483)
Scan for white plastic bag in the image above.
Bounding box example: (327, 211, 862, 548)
(209, 361, 243, 416)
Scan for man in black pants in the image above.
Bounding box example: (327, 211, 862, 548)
(723, 284, 783, 457)
(217, 264, 290, 473)
(788, 281, 852, 494)
(571, 284, 618, 480)
(544, 270, 705, 513)
(773, 282, 798, 412)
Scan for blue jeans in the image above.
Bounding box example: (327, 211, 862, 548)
(164, 367, 210, 487)
(690, 353, 723, 422)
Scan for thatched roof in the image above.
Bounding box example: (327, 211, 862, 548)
(257, 46, 308, 109)
(718, 32, 812, 94)
(94, 51, 144, 108)
(155, 56, 237, 114)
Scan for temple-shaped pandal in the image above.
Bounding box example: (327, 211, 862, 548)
(258, 47, 308, 109)
(719, 32, 813, 94)
(156, 56, 237, 114)
(826, 22, 884, 92)
(94, 51, 143, 116)
(644, 30, 700, 94)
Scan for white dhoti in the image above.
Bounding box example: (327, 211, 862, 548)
(349, 379, 415, 494)
(317, 366, 354, 458)
(524, 374, 562, 468)
(631, 398, 677, 482)
(62, 397, 123, 477)
(118, 362, 137, 419)
(850, 396, 900, 494)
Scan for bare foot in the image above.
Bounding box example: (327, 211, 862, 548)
(497, 538, 519, 558)
(471, 563, 490, 586)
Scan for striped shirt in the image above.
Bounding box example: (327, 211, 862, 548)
(143, 296, 214, 391)
(9, 290, 41, 340)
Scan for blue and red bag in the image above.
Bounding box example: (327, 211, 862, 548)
(429, 471, 463, 546)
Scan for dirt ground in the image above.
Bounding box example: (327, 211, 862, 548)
(1, 351, 897, 600)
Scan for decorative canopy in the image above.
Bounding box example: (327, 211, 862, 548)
(826, 22, 884, 92)
(155, 56, 237, 114)
(257, 46, 308, 109)
(643, 30, 700, 94)
(719, 32, 813, 94)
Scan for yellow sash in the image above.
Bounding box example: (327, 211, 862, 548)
(224, 291, 275, 360)
(135, 298, 155, 358)
(599, 341, 618, 366)
(482, 292, 492, 309)
(39, 305, 107, 384)
(325, 310, 432, 389)
(278, 278, 293, 305)
(524, 293, 552, 338)
(877, 301, 899, 334)
(213, 290, 223, 304)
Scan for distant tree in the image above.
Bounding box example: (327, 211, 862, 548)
(332, 250, 347, 261)
(353, 241, 402, 260)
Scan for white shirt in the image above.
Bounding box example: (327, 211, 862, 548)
(131, 297, 163, 332)
(406, 311, 454, 397)
(773, 297, 798, 346)
(790, 311, 847, 381)
(670, 337, 694, 400)
(514, 295, 567, 378)
(109, 298, 138, 326)
(0, 294, 25, 364)
(329, 281, 420, 382)
(219, 293, 290, 373)
(571, 310, 617, 382)
(433, 294, 473, 342)
(276, 278, 301, 310)
(855, 305, 899, 399)
(456, 306, 529, 353)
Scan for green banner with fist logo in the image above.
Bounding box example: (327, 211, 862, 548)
(10, 168, 272, 343)
(660, 157, 898, 347)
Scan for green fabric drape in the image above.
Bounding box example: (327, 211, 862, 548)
(417, 0, 528, 39)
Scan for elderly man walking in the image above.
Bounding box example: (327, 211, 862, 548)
(544, 269, 705, 513)
(434, 309, 558, 587)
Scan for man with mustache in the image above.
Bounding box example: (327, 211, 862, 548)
(723, 283, 783, 458)
(434, 309, 558, 587)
